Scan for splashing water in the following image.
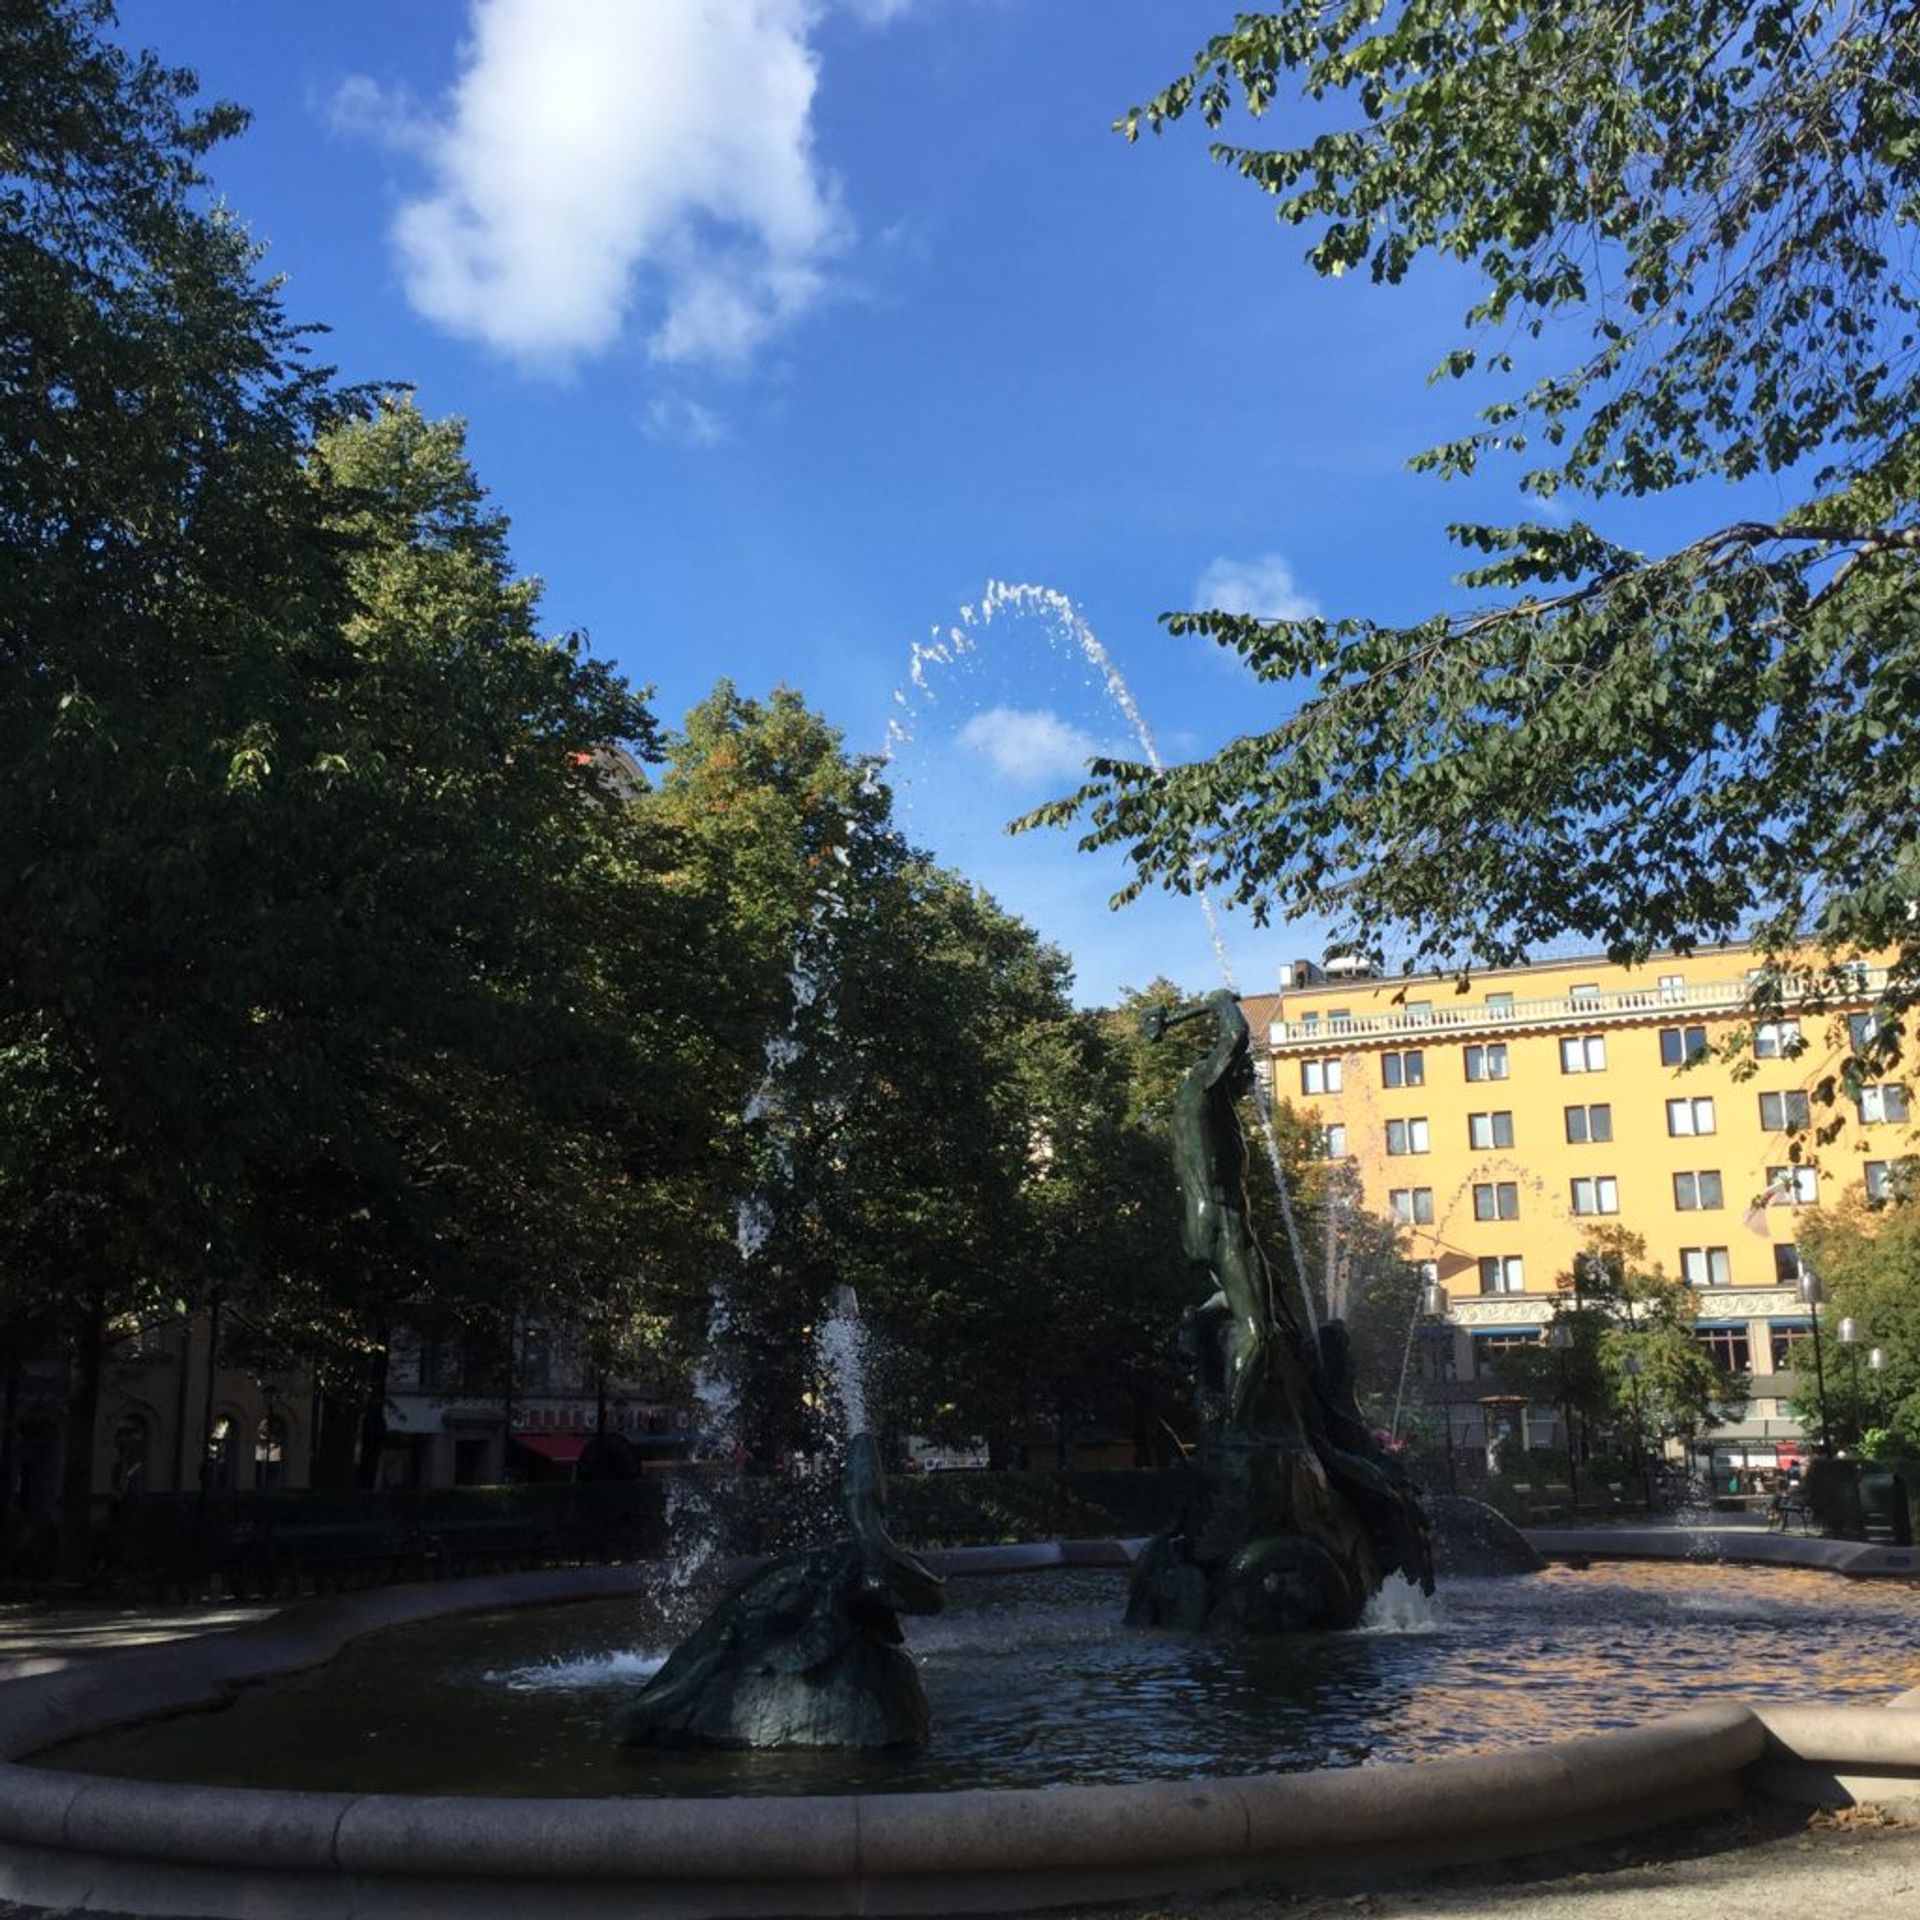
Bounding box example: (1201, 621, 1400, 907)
(816, 1285, 871, 1441)
(1357, 1573, 1443, 1635)
(897, 579, 1319, 1336)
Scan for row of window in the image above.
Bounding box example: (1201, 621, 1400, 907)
(1390, 1163, 1826, 1229)
(1475, 1242, 1805, 1294)
(1470, 1323, 1805, 1379)
(1367, 1087, 1907, 1157)
(1305, 1019, 1904, 1107)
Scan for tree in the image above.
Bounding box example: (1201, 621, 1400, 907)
(1029, 3, 1920, 1076)
(1493, 1231, 1745, 1463)
(0, 1, 716, 1559)
(1792, 1195, 1920, 1455)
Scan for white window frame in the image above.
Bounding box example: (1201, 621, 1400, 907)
(1666, 1096, 1717, 1137)
(1559, 1034, 1607, 1074)
(1681, 1246, 1733, 1288)
(1476, 1254, 1526, 1295)
(1301, 1056, 1344, 1096)
(1571, 1175, 1620, 1216)
(1754, 1019, 1802, 1060)
(1464, 1042, 1509, 1082)
(1765, 1164, 1819, 1206)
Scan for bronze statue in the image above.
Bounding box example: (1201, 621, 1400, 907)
(613, 1432, 943, 1751)
(1128, 991, 1432, 1633)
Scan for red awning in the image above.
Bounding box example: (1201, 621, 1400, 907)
(512, 1432, 590, 1463)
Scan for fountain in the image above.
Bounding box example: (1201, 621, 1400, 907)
(1, 593, 1917, 1915)
(1125, 989, 1432, 1633)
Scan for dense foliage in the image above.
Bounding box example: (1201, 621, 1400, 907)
(1029, 2, 1920, 1074)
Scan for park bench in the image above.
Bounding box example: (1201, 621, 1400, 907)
(419, 1513, 551, 1575)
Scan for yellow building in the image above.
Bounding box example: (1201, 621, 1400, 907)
(1260, 947, 1903, 1470)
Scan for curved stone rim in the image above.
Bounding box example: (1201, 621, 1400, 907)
(0, 1553, 1914, 1915)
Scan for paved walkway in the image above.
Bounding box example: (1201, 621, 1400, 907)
(1066, 1808, 1920, 1919)
(0, 1600, 275, 1681)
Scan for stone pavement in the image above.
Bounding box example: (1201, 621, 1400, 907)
(0, 1600, 274, 1682)
(1069, 1807, 1920, 1920)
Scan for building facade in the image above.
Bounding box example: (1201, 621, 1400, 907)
(1262, 948, 1901, 1472)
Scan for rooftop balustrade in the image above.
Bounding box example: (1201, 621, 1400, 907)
(1268, 968, 1888, 1049)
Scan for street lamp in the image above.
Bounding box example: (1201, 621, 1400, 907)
(1545, 1320, 1579, 1515)
(1798, 1265, 1834, 1458)
(1837, 1316, 1864, 1450)
(1419, 1281, 1457, 1493)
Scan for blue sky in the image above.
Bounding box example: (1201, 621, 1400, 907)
(122, 0, 1736, 1005)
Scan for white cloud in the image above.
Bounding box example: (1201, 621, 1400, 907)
(957, 708, 1107, 784)
(338, 0, 912, 369)
(1193, 552, 1319, 623)
(641, 394, 731, 448)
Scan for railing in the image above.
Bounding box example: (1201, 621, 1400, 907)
(1268, 967, 1889, 1048)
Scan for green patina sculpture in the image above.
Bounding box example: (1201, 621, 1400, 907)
(612, 1431, 944, 1752)
(1128, 990, 1433, 1634)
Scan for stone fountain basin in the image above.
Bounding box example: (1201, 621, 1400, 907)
(1, 1556, 1916, 1920)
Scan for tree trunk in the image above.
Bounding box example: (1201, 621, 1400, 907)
(55, 1289, 108, 1585)
(353, 1334, 392, 1490)
(311, 1390, 359, 1490)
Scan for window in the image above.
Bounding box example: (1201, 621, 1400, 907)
(1472, 1182, 1521, 1221)
(1570, 1175, 1620, 1216)
(1472, 1330, 1537, 1375)
(1659, 1025, 1709, 1066)
(1681, 1246, 1733, 1287)
(1389, 1187, 1436, 1226)
(111, 1415, 150, 1498)
(1477, 1255, 1526, 1295)
(1298, 1012, 1319, 1030)
(1759, 1090, 1811, 1131)
(1770, 1323, 1810, 1370)
(1866, 1159, 1893, 1203)
(1696, 1326, 1752, 1373)
(1658, 973, 1686, 1001)
(1765, 1165, 1818, 1206)
(1857, 1083, 1911, 1125)
(1485, 992, 1515, 1013)
(1666, 1096, 1717, 1136)
(254, 1415, 287, 1493)
(1321, 1124, 1348, 1159)
(1386, 1117, 1431, 1155)
(1381, 1049, 1425, 1088)
(1848, 1011, 1890, 1054)
(1672, 1170, 1725, 1211)
(1754, 1019, 1801, 1059)
(1301, 1056, 1344, 1095)
(1560, 1034, 1607, 1073)
(1467, 1110, 1515, 1150)
(1569, 982, 1601, 1004)
(205, 1413, 240, 1490)
(1564, 1102, 1612, 1144)
(1464, 1042, 1509, 1081)
(1403, 1000, 1433, 1024)
(1773, 1245, 1803, 1284)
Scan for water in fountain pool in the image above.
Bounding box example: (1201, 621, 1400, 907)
(38, 1561, 1920, 1799)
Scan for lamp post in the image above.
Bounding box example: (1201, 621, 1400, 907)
(1546, 1320, 1579, 1515)
(1799, 1266, 1834, 1458)
(1837, 1316, 1864, 1450)
(1420, 1280, 1457, 1494)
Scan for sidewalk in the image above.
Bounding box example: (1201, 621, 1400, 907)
(0, 1600, 275, 1681)
(1065, 1808, 1920, 1919)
